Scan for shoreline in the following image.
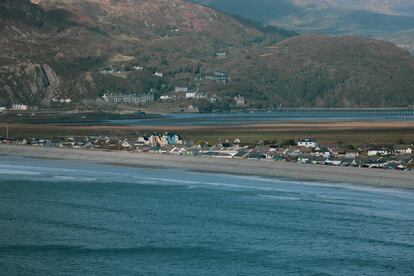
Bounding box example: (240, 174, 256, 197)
(1, 144, 414, 189)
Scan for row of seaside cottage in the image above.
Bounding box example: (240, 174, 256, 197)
(1, 134, 413, 171)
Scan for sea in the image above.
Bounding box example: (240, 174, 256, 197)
(0, 155, 413, 275)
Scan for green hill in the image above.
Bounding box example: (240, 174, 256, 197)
(0, 0, 414, 109)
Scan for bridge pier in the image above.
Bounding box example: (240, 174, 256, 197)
(244, 108, 414, 117)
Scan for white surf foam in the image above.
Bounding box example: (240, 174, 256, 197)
(0, 168, 41, 176)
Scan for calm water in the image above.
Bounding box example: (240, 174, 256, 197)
(105, 113, 414, 126)
(82, 112, 414, 126)
(0, 156, 413, 275)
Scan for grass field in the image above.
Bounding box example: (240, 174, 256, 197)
(2, 120, 414, 146)
(178, 128, 414, 146)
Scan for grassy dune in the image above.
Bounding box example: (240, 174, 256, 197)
(2, 120, 414, 146)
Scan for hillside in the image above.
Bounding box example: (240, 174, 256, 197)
(0, 0, 285, 107)
(243, 35, 414, 107)
(1, 0, 414, 108)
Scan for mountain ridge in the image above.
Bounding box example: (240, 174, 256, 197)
(194, 0, 414, 53)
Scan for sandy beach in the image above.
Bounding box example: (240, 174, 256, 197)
(1, 144, 414, 188)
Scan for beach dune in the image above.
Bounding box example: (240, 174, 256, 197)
(1, 145, 413, 188)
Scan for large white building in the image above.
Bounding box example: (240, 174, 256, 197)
(298, 138, 319, 148)
(103, 93, 154, 105)
(186, 92, 208, 99)
(11, 104, 29, 111)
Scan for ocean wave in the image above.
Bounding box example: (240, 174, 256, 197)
(0, 244, 231, 256)
(51, 175, 98, 182)
(259, 194, 301, 201)
(0, 163, 87, 175)
(128, 175, 297, 192)
(0, 168, 41, 176)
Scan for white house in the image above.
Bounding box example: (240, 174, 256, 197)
(15, 139, 28, 145)
(345, 151, 360, 158)
(11, 104, 29, 111)
(324, 159, 342, 166)
(100, 68, 116, 75)
(160, 95, 171, 101)
(133, 66, 144, 71)
(185, 92, 197, 99)
(170, 147, 188, 155)
(121, 141, 133, 149)
(60, 98, 72, 103)
(147, 135, 167, 147)
(298, 157, 310, 164)
(175, 87, 188, 93)
(185, 92, 208, 100)
(135, 137, 150, 147)
(367, 148, 390, 156)
(298, 139, 319, 148)
(196, 93, 208, 99)
(216, 51, 227, 58)
(154, 72, 163, 78)
(0, 107, 6, 113)
(312, 147, 331, 158)
(395, 145, 413, 155)
(234, 95, 245, 106)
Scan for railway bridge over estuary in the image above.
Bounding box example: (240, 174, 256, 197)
(243, 108, 414, 117)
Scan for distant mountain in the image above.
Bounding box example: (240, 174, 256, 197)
(291, 0, 414, 16)
(193, 0, 302, 22)
(193, 0, 414, 53)
(1, 0, 414, 108)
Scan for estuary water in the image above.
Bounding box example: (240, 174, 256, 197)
(105, 112, 414, 126)
(0, 156, 413, 275)
(47, 112, 414, 127)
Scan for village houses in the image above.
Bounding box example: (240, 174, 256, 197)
(2, 133, 413, 172)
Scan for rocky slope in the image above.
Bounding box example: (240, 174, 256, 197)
(1, 0, 414, 108)
(0, 64, 60, 106)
